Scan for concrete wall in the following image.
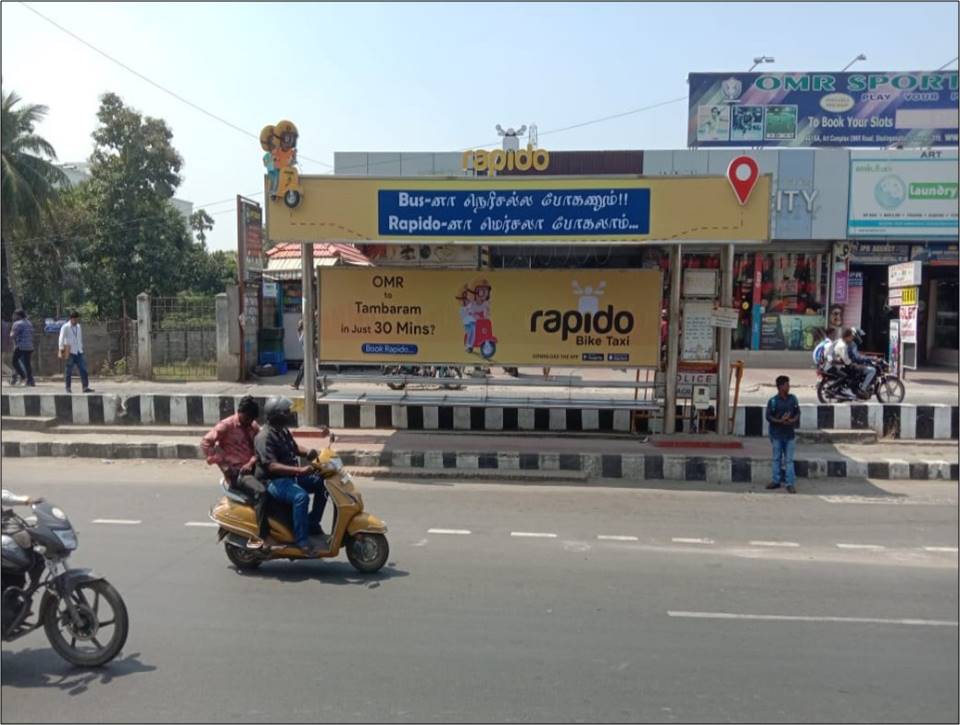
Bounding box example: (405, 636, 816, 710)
(1, 321, 129, 377)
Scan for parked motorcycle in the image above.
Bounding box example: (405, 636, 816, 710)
(816, 359, 905, 404)
(209, 432, 389, 573)
(382, 365, 464, 391)
(2, 501, 129, 667)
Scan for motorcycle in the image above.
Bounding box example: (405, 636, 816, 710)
(1, 501, 129, 667)
(816, 358, 905, 403)
(381, 365, 464, 391)
(209, 432, 389, 573)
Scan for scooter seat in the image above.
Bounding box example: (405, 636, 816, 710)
(224, 489, 255, 506)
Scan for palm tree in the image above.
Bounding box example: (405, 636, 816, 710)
(1, 87, 68, 310)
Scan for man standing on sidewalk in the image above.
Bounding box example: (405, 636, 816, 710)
(9, 309, 35, 387)
(58, 311, 94, 393)
(766, 375, 800, 494)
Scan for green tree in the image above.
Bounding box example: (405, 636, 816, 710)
(1, 87, 68, 312)
(80, 93, 192, 317)
(190, 209, 214, 246)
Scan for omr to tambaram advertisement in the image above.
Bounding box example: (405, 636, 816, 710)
(318, 269, 662, 367)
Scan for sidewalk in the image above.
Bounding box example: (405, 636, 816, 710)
(3, 426, 956, 483)
(10, 364, 957, 405)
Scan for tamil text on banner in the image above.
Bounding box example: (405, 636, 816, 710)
(849, 151, 959, 238)
(318, 269, 662, 367)
(688, 71, 959, 148)
(266, 176, 770, 244)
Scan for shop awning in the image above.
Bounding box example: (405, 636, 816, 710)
(264, 242, 372, 279)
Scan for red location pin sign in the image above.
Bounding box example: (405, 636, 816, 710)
(727, 155, 760, 206)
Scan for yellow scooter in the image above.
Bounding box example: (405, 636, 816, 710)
(209, 433, 388, 573)
(276, 165, 302, 209)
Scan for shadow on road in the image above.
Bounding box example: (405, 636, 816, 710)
(233, 560, 410, 587)
(0, 649, 155, 695)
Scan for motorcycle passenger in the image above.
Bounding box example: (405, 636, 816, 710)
(254, 397, 329, 556)
(201, 395, 269, 546)
(834, 327, 875, 399)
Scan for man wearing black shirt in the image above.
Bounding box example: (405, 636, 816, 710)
(254, 396, 329, 554)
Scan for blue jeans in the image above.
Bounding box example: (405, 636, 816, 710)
(64, 353, 89, 391)
(770, 437, 796, 486)
(267, 473, 328, 547)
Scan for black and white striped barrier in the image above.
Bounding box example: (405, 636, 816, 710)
(2, 393, 957, 440)
(1, 439, 956, 482)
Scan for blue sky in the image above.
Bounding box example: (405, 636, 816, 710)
(2, 1, 957, 251)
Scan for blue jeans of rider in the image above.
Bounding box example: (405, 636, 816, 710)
(770, 437, 796, 487)
(267, 473, 328, 547)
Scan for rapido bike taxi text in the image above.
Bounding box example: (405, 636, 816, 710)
(462, 145, 550, 174)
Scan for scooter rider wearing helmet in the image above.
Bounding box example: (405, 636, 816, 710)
(254, 396, 329, 555)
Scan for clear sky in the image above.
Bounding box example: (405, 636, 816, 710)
(2, 1, 957, 252)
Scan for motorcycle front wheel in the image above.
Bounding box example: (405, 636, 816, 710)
(875, 376, 905, 404)
(346, 533, 389, 573)
(42, 579, 129, 667)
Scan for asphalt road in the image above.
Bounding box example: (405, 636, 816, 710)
(2, 459, 957, 724)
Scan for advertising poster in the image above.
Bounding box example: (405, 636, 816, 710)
(888, 319, 901, 378)
(318, 269, 662, 367)
(900, 303, 919, 343)
(848, 151, 959, 237)
(842, 271, 864, 331)
(681, 303, 715, 361)
(237, 197, 263, 279)
(832, 242, 851, 304)
(266, 176, 771, 244)
(688, 71, 959, 147)
(759, 313, 824, 351)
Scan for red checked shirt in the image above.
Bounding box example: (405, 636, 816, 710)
(200, 414, 260, 475)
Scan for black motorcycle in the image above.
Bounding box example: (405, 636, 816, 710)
(816, 359, 906, 404)
(382, 365, 464, 391)
(2, 501, 129, 667)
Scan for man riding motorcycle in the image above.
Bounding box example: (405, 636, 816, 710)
(832, 327, 875, 399)
(254, 397, 329, 556)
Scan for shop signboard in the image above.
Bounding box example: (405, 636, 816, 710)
(317, 268, 661, 367)
(832, 242, 850, 304)
(359, 244, 480, 269)
(688, 71, 959, 148)
(841, 271, 864, 332)
(888, 261, 922, 288)
(848, 151, 959, 238)
(262, 281, 278, 298)
(236, 196, 263, 280)
(850, 242, 912, 264)
(888, 320, 901, 378)
(681, 303, 716, 362)
(266, 175, 771, 244)
(677, 371, 718, 397)
(911, 242, 960, 264)
(900, 303, 919, 344)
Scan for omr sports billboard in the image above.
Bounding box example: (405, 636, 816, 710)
(688, 71, 959, 148)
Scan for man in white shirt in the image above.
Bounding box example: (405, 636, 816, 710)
(58, 311, 94, 393)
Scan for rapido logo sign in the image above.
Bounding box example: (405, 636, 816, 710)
(462, 145, 550, 173)
(530, 281, 635, 344)
(318, 269, 660, 367)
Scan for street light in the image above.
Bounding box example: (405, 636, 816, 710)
(841, 54, 867, 72)
(748, 56, 775, 72)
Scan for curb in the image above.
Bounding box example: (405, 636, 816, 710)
(3, 440, 956, 482)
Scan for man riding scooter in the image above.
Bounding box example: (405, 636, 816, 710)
(254, 397, 329, 556)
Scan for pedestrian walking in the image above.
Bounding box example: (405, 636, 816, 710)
(291, 319, 305, 390)
(58, 310, 94, 394)
(766, 375, 800, 493)
(9, 309, 36, 387)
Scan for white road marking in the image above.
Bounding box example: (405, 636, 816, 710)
(427, 528, 471, 535)
(836, 543, 885, 550)
(749, 540, 800, 548)
(672, 537, 715, 545)
(511, 532, 558, 539)
(597, 535, 639, 542)
(91, 519, 141, 525)
(184, 521, 219, 528)
(923, 546, 959, 553)
(410, 538, 429, 547)
(668, 611, 958, 627)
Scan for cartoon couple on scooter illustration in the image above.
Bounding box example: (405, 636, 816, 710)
(456, 279, 497, 360)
